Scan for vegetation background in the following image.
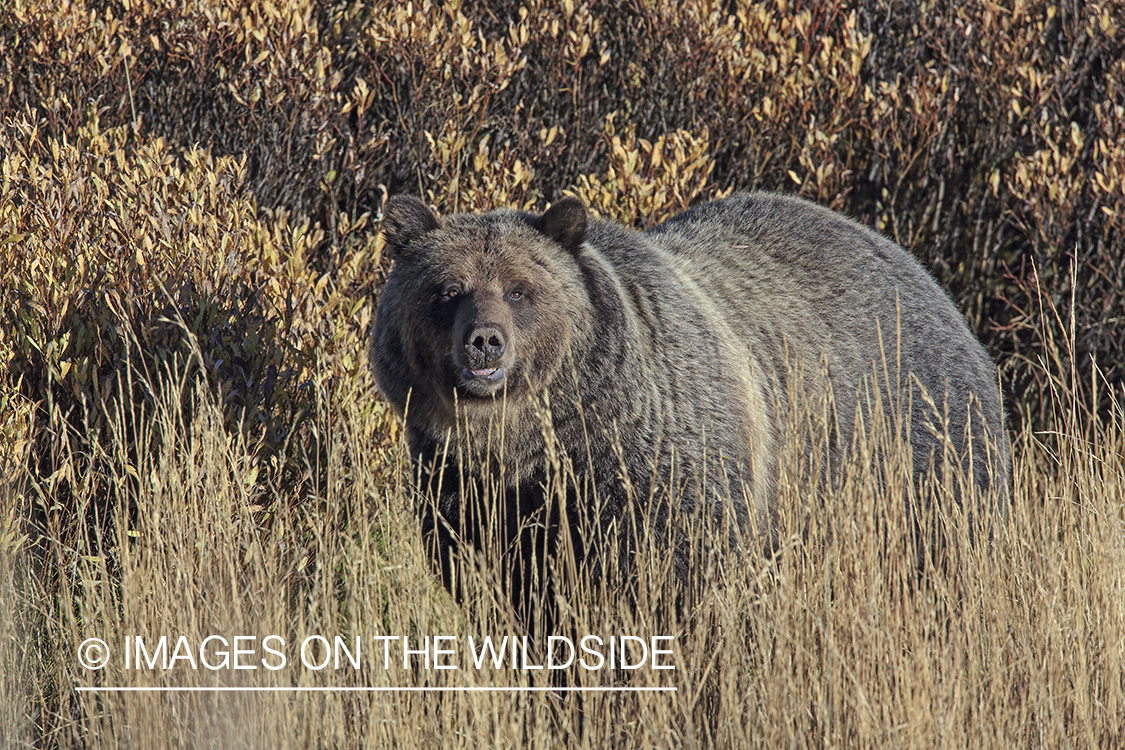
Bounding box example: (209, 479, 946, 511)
(1, 0, 1122, 747)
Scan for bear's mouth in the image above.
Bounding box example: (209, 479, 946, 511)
(462, 366, 505, 382)
(457, 366, 507, 397)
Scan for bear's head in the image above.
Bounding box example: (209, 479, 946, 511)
(372, 195, 593, 434)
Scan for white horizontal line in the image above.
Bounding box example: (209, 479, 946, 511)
(75, 686, 676, 693)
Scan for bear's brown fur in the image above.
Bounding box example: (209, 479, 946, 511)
(370, 192, 1008, 620)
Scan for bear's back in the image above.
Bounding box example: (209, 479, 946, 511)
(643, 193, 959, 348)
(642, 192, 1007, 494)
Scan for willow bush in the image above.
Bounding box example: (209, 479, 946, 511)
(4, 0, 1122, 428)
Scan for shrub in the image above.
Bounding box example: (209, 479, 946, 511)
(4, 0, 1122, 426)
(0, 110, 391, 555)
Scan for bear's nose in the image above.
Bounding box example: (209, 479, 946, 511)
(465, 325, 506, 367)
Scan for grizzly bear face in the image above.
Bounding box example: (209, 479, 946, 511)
(371, 196, 593, 437)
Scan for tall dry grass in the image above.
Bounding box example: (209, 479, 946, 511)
(3, 308, 1123, 749)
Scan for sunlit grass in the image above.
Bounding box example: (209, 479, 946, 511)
(3, 320, 1123, 748)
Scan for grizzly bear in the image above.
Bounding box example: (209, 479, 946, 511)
(370, 192, 1008, 622)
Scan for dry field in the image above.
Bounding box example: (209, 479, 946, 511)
(2, 310, 1124, 749)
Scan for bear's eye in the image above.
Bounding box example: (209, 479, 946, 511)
(506, 289, 526, 302)
(442, 286, 461, 300)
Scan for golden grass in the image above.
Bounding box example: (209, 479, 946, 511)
(3, 321, 1123, 749)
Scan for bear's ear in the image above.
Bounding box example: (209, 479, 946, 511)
(381, 195, 441, 257)
(535, 196, 587, 253)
